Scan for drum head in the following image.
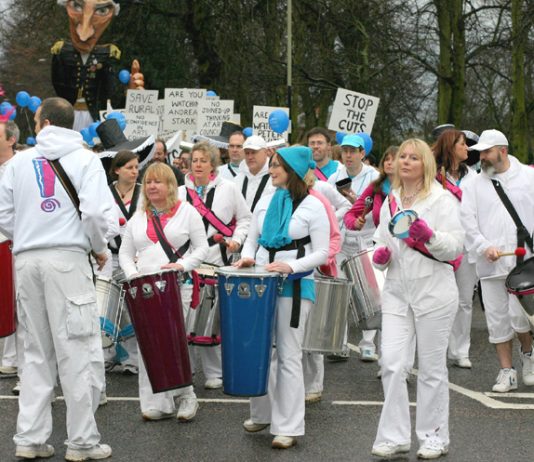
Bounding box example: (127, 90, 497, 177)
(216, 266, 279, 278)
(388, 209, 418, 239)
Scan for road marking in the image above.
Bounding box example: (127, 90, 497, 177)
(332, 400, 416, 407)
(485, 392, 534, 399)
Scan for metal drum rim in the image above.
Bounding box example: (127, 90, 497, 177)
(216, 265, 280, 278)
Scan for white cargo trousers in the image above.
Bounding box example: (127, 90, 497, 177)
(13, 248, 104, 449)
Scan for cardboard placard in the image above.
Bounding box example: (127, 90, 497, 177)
(252, 106, 290, 142)
(196, 99, 234, 136)
(163, 88, 206, 133)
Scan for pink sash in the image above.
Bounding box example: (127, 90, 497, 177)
(388, 195, 462, 271)
(314, 168, 328, 182)
(436, 172, 462, 201)
(186, 187, 235, 237)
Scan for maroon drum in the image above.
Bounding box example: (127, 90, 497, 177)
(0, 240, 16, 338)
(123, 270, 192, 393)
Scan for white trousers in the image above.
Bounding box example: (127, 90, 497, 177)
(138, 284, 195, 412)
(250, 297, 312, 436)
(448, 258, 478, 360)
(302, 352, 323, 394)
(374, 303, 456, 448)
(13, 249, 104, 449)
(1, 332, 17, 367)
(480, 277, 531, 343)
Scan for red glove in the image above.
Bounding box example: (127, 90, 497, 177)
(409, 218, 433, 243)
(373, 247, 391, 265)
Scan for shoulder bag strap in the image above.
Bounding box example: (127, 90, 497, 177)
(251, 174, 270, 212)
(49, 159, 81, 219)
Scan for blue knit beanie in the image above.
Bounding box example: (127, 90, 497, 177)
(276, 146, 316, 179)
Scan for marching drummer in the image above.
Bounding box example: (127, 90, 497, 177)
(236, 145, 330, 449)
(105, 150, 143, 374)
(178, 141, 251, 390)
(119, 162, 209, 421)
(461, 129, 534, 392)
(371, 138, 464, 459)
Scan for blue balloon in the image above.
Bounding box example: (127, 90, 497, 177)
(118, 69, 131, 85)
(206, 90, 217, 97)
(26, 136, 36, 146)
(0, 101, 12, 115)
(88, 121, 101, 139)
(28, 96, 42, 113)
(268, 109, 289, 134)
(9, 108, 17, 120)
(107, 112, 126, 131)
(16, 91, 31, 108)
(243, 127, 253, 138)
(358, 132, 373, 156)
(335, 132, 346, 145)
(80, 128, 94, 146)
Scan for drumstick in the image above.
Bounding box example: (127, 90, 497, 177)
(213, 233, 230, 247)
(498, 247, 526, 257)
(359, 196, 374, 218)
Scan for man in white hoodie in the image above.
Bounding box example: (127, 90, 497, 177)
(461, 129, 534, 393)
(0, 97, 116, 461)
(233, 135, 275, 212)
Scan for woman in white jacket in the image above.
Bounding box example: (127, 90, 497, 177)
(236, 146, 329, 449)
(119, 162, 209, 422)
(371, 139, 464, 460)
(177, 141, 252, 389)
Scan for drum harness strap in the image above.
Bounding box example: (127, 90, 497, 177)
(108, 183, 141, 254)
(262, 197, 311, 329)
(491, 179, 533, 264)
(241, 173, 270, 212)
(388, 194, 463, 271)
(48, 158, 96, 283)
(186, 187, 236, 265)
(227, 163, 237, 177)
(151, 211, 201, 307)
(435, 172, 463, 201)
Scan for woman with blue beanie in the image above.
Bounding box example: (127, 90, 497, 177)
(235, 146, 330, 449)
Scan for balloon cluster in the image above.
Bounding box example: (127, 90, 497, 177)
(118, 69, 131, 85)
(243, 127, 253, 138)
(206, 90, 217, 97)
(15, 91, 41, 113)
(268, 110, 289, 134)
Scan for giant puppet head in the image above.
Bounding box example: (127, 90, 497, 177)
(57, 0, 120, 54)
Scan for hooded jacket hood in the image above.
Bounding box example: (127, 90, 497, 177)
(35, 126, 85, 160)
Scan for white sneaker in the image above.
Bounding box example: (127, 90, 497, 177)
(176, 395, 199, 421)
(521, 348, 534, 386)
(452, 358, 472, 369)
(204, 378, 223, 389)
(243, 418, 269, 432)
(272, 435, 296, 449)
(0, 365, 17, 377)
(371, 441, 410, 458)
(65, 444, 112, 461)
(360, 348, 379, 362)
(492, 368, 518, 392)
(99, 391, 108, 407)
(417, 438, 449, 459)
(122, 364, 138, 375)
(15, 443, 55, 459)
(305, 392, 322, 403)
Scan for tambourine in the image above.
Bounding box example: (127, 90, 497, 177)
(388, 209, 418, 239)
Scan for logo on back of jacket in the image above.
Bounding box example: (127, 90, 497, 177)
(32, 158, 61, 212)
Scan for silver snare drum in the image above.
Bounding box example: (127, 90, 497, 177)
(186, 282, 221, 346)
(95, 276, 122, 348)
(302, 276, 352, 354)
(341, 249, 383, 330)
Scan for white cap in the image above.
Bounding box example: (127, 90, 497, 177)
(243, 135, 267, 151)
(469, 129, 508, 151)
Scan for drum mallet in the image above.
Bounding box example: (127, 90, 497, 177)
(213, 234, 230, 247)
(498, 247, 526, 258)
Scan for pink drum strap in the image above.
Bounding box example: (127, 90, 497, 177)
(436, 172, 462, 201)
(186, 187, 234, 237)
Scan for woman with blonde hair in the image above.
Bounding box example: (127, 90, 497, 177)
(370, 139, 464, 460)
(119, 162, 209, 422)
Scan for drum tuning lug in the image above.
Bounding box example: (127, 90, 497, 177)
(225, 283, 234, 296)
(255, 284, 266, 297)
(129, 287, 138, 299)
(237, 282, 251, 299)
(141, 283, 154, 299)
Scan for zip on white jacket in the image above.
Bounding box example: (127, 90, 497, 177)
(0, 125, 117, 255)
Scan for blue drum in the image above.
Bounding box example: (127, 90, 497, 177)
(216, 266, 279, 397)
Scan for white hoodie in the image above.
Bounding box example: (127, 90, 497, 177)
(233, 158, 275, 211)
(0, 125, 118, 255)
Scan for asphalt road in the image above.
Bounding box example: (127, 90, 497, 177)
(2, 298, 534, 462)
